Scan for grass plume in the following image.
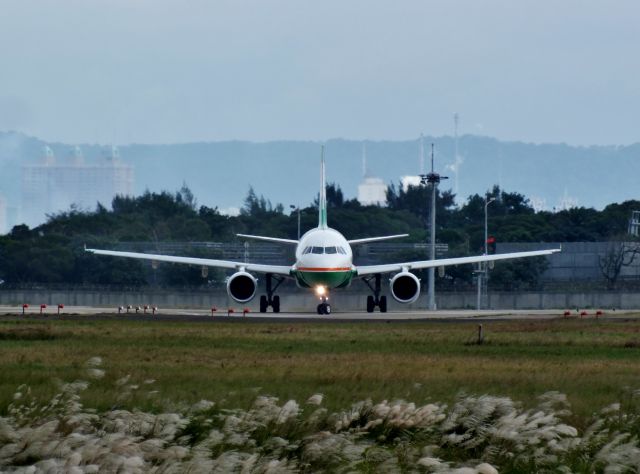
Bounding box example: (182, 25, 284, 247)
(2, 360, 640, 472)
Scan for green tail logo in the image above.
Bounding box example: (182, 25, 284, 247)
(318, 146, 328, 229)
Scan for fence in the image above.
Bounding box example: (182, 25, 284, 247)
(2, 288, 639, 312)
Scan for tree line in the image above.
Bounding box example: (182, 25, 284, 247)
(0, 183, 638, 290)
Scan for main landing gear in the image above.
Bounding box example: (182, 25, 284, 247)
(259, 273, 284, 313)
(363, 274, 387, 313)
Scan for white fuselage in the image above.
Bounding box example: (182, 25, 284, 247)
(293, 228, 354, 289)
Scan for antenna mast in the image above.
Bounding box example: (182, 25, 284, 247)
(453, 113, 460, 197)
(430, 143, 434, 173)
(419, 133, 425, 175)
(362, 142, 367, 178)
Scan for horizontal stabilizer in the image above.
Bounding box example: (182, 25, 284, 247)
(348, 234, 409, 245)
(236, 234, 298, 245)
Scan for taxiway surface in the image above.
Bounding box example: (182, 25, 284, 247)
(0, 305, 635, 323)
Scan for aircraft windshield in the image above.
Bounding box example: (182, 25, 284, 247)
(303, 246, 347, 255)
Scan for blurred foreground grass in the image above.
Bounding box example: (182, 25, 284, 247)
(2, 316, 640, 421)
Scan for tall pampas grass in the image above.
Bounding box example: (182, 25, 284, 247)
(3, 358, 640, 472)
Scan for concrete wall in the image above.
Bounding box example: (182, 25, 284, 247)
(1, 289, 639, 311)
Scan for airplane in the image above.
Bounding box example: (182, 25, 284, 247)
(86, 149, 560, 315)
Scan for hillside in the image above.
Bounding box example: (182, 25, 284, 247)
(1, 132, 639, 222)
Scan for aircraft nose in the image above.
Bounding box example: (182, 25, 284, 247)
(300, 253, 350, 267)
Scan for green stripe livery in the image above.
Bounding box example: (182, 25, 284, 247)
(295, 270, 354, 289)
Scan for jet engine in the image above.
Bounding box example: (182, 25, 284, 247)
(226, 271, 258, 303)
(390, 272, 421, 304)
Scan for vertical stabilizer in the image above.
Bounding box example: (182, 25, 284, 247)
(318, 146, 328, 229)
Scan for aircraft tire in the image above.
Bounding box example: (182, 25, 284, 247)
(366, 295, 375, 313)
(317, 304, 324, 315)
(379, 296, 387, 313)
(324, 304, 331, 315)
(259, 295, 268, 313)
(272, 295, 280, 313)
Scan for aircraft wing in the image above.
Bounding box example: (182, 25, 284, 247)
(348, 234, 409, 245)
(85, 248, 293, 276)
(355, 248, 561, 277)
(236, 234, 298, 245)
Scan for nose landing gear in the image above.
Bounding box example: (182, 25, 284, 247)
(363, 274, 387, 313)
(317, 297, 331, 315)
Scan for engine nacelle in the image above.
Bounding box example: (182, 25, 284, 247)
(226, 271, 258, 303)
(390, 272, 421, 304)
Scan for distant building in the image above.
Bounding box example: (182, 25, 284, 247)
(529, 196, 547, 213)
(21, 146, 134, 227)
(358, 177, 387, 206)
(356, 143, 387, 206)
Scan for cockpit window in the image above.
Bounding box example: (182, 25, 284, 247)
(305, 246, 347, 255)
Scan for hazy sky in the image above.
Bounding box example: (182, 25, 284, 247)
(0, 0, 638, 145)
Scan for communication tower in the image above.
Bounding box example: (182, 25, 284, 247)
(453, 113, 461, 196)
(361, 142, 368, 177)
(419, 133, 425, 175)
(420, 144, 448, 311)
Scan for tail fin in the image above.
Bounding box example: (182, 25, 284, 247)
(318, 145, 328, 229)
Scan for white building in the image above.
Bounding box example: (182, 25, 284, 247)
(21, 146, 134, 227)
(357, 177, 387, 206)
(356, 143, 387, 206)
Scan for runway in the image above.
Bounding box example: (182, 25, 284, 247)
(0, 305, 635, 323)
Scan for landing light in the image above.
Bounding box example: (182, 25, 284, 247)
(315, 286, 326, 297)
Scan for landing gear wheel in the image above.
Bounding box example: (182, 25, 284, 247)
(263, 273, 284, 313)
(364, 274, 385, 313)
(324, 304, 331, 315)
(317, 304, 324, 315)
(379, 296, 387, 313)
(366, 295, 375, 313)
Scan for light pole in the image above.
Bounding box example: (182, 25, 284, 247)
(477, 196, 496, 310)
(420, 144, 448, 311)
(290, 205, 301, 240)
(484, 197, 496, 257)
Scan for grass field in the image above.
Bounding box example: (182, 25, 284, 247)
(4, 315, 640, 472)
(2, 315, 640, 421)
